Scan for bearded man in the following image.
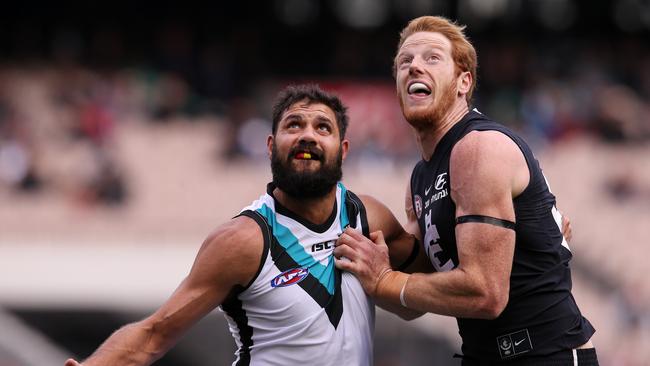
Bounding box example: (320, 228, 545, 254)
(64, 84, 422, 366)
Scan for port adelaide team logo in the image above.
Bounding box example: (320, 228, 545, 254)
(271, 267, 310, 288)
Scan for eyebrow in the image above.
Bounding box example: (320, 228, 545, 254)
(282, 113, 304, 122)
(399, 41, 447, 54)
(315, 115, 334, 124)
(282, 113, 334, 126)
(396, 44, 447, 64)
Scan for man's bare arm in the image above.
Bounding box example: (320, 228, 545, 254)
(336, 131, 528, 319)
(360, 193, 431, 274)
(345, 194, 427, 320)
(65, 216, 263, 366)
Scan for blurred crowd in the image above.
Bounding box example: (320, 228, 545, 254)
(475, 35, 650, 146)
(1, 31, 648, 205)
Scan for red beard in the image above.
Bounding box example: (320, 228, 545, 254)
(399, 80, 457, 130)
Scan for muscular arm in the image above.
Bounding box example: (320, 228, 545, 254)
(336, 131, 529, 319)
(353, 194, 428, 320)
(360, 194, 431, 274)
(402, 130, 526, 318)
(65, 216, 263, 366)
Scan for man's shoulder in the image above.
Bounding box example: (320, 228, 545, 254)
(455, 110, 522, 153)
(184, 215, 266, 289)
(201, 215, 265, 262)
(354, 193, 402, 233)
(354, 193, 386, 213)
(451, 129, 525, 176)
(464, 109, 525, 140)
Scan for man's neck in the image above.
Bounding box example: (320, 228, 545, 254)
(414, 101, 470, 161)
(273, 186, 337, 225)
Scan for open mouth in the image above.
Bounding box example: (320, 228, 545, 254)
(291, 148, 322, 161)
(407, 82, 431, 97)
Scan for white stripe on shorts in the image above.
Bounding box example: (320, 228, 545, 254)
(572, 349, 578, 366)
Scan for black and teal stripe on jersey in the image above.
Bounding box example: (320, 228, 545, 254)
(256, 203, 338, 296)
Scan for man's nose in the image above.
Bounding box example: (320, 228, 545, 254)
(409, 56, 425, 76)
(298, 125, 318, 143)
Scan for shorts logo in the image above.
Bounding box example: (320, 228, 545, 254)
(271, 267, 309, 288)
(496, 329, 532, 359)
(414, 195, 423, 219)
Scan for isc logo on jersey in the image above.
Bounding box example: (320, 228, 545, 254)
(270, 268, 309, 288)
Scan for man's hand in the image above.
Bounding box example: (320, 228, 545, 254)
(334, 228, 392, 296)
(64, 359, 81, 366)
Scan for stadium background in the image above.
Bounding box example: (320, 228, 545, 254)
(0, 0, 649, 365)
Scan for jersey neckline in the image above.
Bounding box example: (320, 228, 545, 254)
(266, 182, 338, 234)
(427, 110, 482, 164)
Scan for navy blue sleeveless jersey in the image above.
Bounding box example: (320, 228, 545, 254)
(410, 110, 595, 362)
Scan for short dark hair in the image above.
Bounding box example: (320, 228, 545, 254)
(271, 84, 349, 140)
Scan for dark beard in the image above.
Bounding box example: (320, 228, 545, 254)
(400, 80, 457, 130)
(271, 143, 343, 199)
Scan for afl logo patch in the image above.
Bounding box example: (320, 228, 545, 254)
(271, 267, 309, 288)
(414, 194, 423, 219)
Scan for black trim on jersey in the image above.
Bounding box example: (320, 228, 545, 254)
(345, 191, 370, 237)
(221, 285, 253, 366)
(235, 210, 272, 290)
(269, 234, 344, 328)
(397, 237, 420, 271)
(456, 215, 516, 230)
(267, 183, 338, 234)
(344, 192, 359, 230)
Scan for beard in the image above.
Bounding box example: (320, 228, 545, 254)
(271, 142, 343, 199)
(399, 79, 458, 130)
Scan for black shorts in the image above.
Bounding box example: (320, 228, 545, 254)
(459, 348, 599, 366)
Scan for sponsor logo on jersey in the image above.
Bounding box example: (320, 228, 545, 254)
(425, 172, 448, 206)
(311, 240, 335, 253)
(422, 172, 449, 211)
(271, 267, 309, 288)
(435, 173, 447, 191)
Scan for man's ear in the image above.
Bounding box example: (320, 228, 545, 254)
(341, 139, 349, 161)
(267, 135, 274, 158)
(457, 71, 472, 96)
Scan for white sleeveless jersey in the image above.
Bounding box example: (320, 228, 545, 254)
(219, 182, 375, 366)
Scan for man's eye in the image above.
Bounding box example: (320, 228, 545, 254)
(318, 124, 331, 132)
(288, 122, 300, 128)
